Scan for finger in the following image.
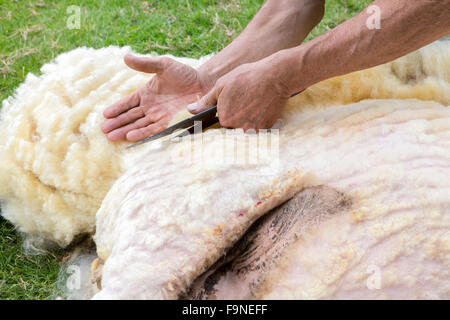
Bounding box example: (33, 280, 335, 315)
(126, 122, 166, 142)
(187, 88, 218, 114)
(106, 114, 154, 141)
(103, 92, 140, 119)
(124, 54, 168, 74)
(101, 106, 145, 133)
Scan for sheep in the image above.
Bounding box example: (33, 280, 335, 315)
(0, 39, 449, 299)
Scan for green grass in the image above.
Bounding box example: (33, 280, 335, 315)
(0, 0, 372, 299)
(0, 218, 66, 299)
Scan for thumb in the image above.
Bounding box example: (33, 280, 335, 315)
(124, 54, 168, 74)
(187, 88, 218, 114)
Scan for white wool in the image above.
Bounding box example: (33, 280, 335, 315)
(0, 46, 209, 247)
(92, 40, 450, 299)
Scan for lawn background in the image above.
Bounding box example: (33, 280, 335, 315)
(0, 0, 372, 299)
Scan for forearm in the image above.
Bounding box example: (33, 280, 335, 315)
(198, 0, 324, 90)
(272, 0, 450, 94)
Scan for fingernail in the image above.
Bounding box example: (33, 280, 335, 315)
(187, 102, 199, 112)
(126, 130, 138, 141)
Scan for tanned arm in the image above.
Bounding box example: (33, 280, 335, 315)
(280, 0, 450, 93)
(198, 0, 325, 84)
(189, 0, 450, 131)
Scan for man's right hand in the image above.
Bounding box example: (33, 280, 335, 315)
(102, 54, 210, 141)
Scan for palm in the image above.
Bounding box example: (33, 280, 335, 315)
(102, 55, 207, 141)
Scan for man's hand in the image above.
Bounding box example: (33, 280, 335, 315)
(187, 59, 292, 131)
(102, 0, 325, 141)
(102, 54, 210, 141)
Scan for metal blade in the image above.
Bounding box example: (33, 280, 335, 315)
(173, 113, 220, 140)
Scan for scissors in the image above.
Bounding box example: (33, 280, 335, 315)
(126, 89, 306, 149)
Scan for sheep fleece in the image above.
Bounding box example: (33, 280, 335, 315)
(93, 41, 450, 299)
(0, 41, 449, 299)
